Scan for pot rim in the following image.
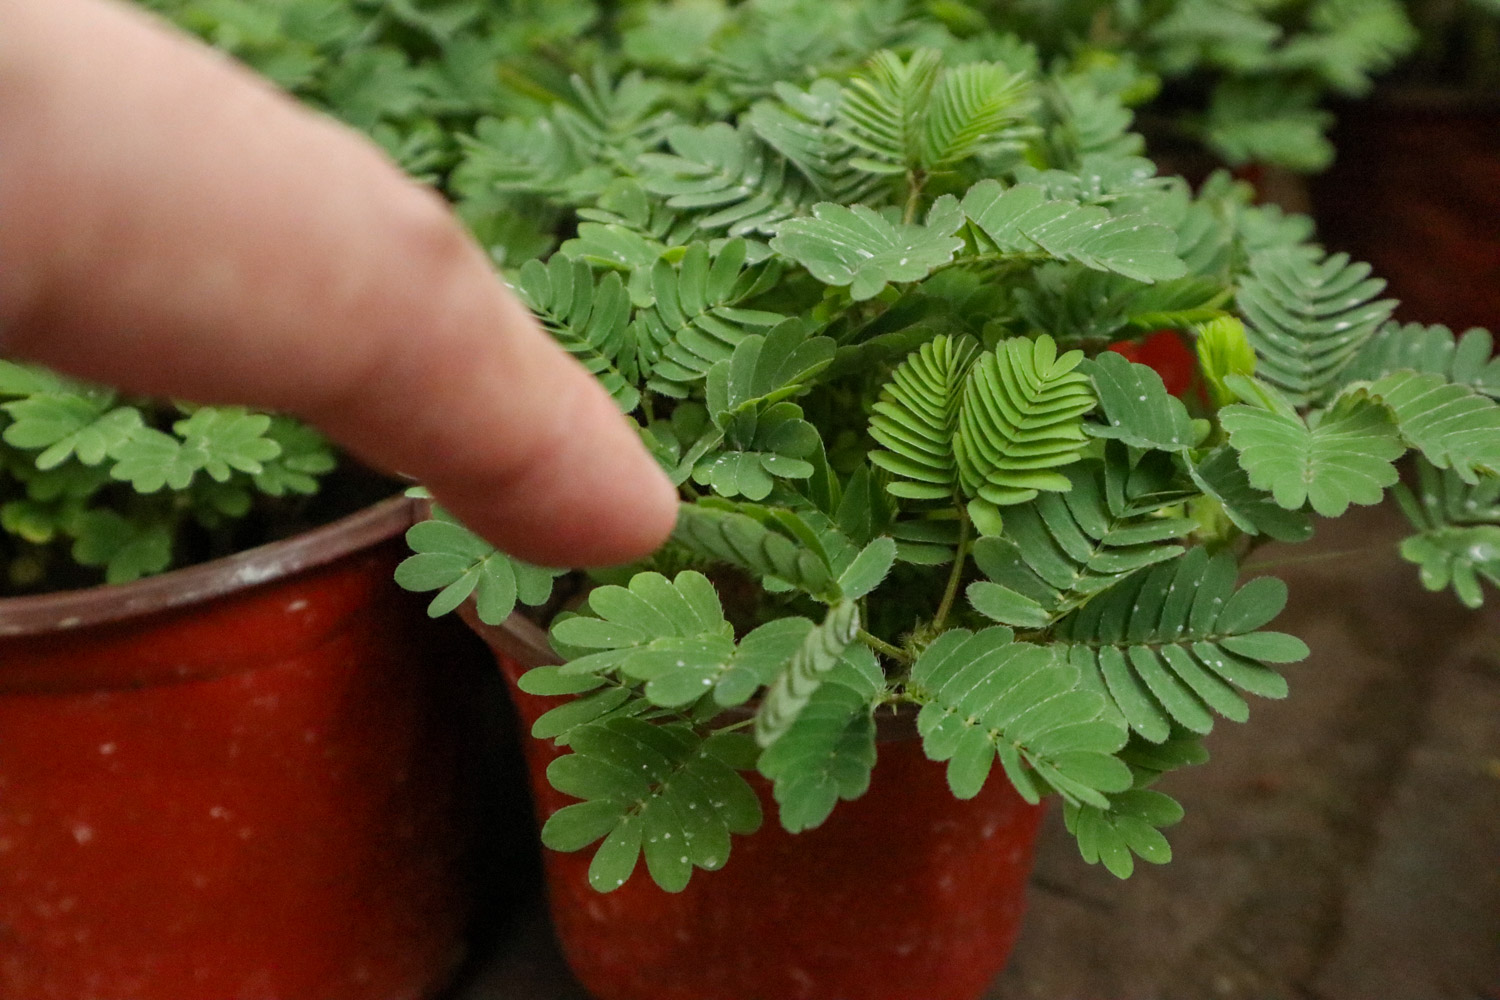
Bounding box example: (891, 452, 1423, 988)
(0, 494, 418, 637)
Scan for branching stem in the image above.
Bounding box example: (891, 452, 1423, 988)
(859, 629, 911, 664)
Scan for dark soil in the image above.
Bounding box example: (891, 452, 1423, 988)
(452, 502, 1500, 1000)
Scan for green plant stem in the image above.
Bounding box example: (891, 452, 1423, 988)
(903, 170, 927, 224)
(859, 628, 911, 665)
(932, 508, 972, 630)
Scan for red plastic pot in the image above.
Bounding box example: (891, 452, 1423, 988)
(0, 496, 492, 1000)
(466, 609, 1046, 1000)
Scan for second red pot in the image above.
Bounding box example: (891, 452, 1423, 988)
(468, 611, 1046, 1000)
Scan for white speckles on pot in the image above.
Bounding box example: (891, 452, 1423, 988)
(208, 806, 230, 820)
(97, 743, 115, 756)
(70, 824, 93, 846)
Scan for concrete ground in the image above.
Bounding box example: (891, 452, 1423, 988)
(452, 501, 1500, 1000)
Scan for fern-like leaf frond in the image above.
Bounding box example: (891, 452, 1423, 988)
(954, 334, 1096, 511)
(909, 626, 1132, 807)
(515, 255, 641, 412)
(637, 240, 790, 395)
(868, 334, 980, 500)
(1236, 247, 1395, 405)
(1395, 459, 1500, 609)
(1052, 549, 1309, 743)
(968, 460, 1196, 628)
(961, 180, 1187, 283)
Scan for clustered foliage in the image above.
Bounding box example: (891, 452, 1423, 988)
(124, 0, 1492, 891)
(336, 0, 1500, 892)
(0, 362, 335, 589)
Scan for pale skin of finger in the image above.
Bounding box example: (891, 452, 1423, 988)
(0, 0, 678, 567)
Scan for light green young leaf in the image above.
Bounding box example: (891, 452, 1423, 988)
(954, 335, 1096, 508)
(2, 395, 143, 470)
(173, 407, 283, 481)
(868, 334, 979, 500)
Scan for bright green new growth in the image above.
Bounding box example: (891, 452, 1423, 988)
(347, 2, 1497, 896)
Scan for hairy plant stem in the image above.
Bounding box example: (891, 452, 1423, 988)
(932, 506, 972, 630)
(859, 629, 911, 665)
(903, 169, 927, 224)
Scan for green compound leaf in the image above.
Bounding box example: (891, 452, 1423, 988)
(670, 502, 839, 600)
(1339, 322, 1500, 399)
(638, 121, 818, 237)
(968, 459, 1195, 626)
(954, 334, 1096, 509)
(1236, 247, 1395, 406)
(516, 254, 642, 413)
(837, 536, 897, 601)
(541, 719, 762, 893)
(868, 334, 980, 500)
(1220, 387, 1404, 517)
(1395, 459, 1500, 608)
(960, 180, 1186, 284)
(1052, 549, 1308, 743)
(1064, 788, 1184, 879)
(910, 626, 1131, 808)
(395, 513, 562, 624)
(69, 510, 174, 585)
(921, 61, 1031, 168)
(252, 417, 337, 496)
(693, 402, 820, 501)
(754, 600, 861, 747)
(757, 677, 878, 833)
(549, 570, 766, 709)
(1352, 371, 1500, 483)
(107, 427, 209, 493)
(836, 48, 942, 174)
(173, 407, 283, 481)
(1084, 351, 1198, 452)
(639, 240, 789, 396)
(1188, 444, 1314, 543)
(1, 393, 142, 469)
(769, 198, 966, 302)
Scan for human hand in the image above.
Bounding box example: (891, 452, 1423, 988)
(0, 0, 678, 568)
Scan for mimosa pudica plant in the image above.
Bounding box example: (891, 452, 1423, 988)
(381, 1, 1500, 893)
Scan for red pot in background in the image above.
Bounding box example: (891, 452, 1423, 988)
(466, 610, 1046, 1000)
(1313, 94, 1500, 332)
(0, 497, 497, 1000)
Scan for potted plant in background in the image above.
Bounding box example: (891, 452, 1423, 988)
(372, 2, 1500, 999)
